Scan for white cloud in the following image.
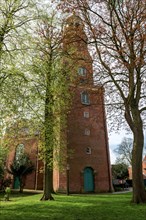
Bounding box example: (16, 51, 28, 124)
(108, 130, 146, 164)
(108, 131, 132, 146)
(108, 131, 132, 164)
(109, 149, 116, 164)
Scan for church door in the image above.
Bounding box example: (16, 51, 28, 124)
(84, 167, 94, 192)
(14, 177, 20, 189)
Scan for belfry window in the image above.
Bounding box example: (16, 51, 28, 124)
(78, 67, 87, 77)
(81, 91, 90, 105)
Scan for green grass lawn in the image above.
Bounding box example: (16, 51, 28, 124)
(0, 191, 146, 220)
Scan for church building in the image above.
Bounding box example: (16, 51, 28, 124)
(5, 14, 112, 193)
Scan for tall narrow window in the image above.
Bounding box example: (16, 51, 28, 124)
(78, 67, 87, 76)
(81, 91, 90, 105)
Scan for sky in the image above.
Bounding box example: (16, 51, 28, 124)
(109, 130, 146, 164)
(108, 131, 131, 164)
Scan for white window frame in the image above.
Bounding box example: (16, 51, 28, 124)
(84, 111, 89, 118)
(84, 128, 90, 136)
(81, 91, 90, 105)
(78, 67, 87, 76)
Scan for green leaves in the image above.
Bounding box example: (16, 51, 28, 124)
(0, 143, 8, 179)
(7, 153, 35, 177)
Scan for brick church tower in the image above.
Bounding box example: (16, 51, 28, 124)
(53, 14, 112, 193)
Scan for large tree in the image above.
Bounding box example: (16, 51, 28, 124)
(0, 1, 71, 201)
(0, 0, 37, 134)
(28, 11, 72, 200)
(58, 0, 146, 203)
(0, 0, 35, 84)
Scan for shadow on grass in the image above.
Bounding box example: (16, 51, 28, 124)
(1, 193, 146, 220)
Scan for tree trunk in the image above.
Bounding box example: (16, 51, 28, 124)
(40, 162, 54, 201)
(41, 63, 55, 201)
(19, 177, 24, 193)
(125, 107, 146, 203)
(132, 129, 146, 203)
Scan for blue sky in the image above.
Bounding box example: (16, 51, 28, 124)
(109, 130, 146, 164)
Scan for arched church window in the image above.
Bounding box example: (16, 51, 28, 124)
(81, 91, 90, 104)
(15, 143, 24, 161)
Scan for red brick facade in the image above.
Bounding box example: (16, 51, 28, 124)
(53, 86, 112, 193)
(53, 14, 112, 193)
(6, 137, 43, 190)
(6, 14, 112, 193)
